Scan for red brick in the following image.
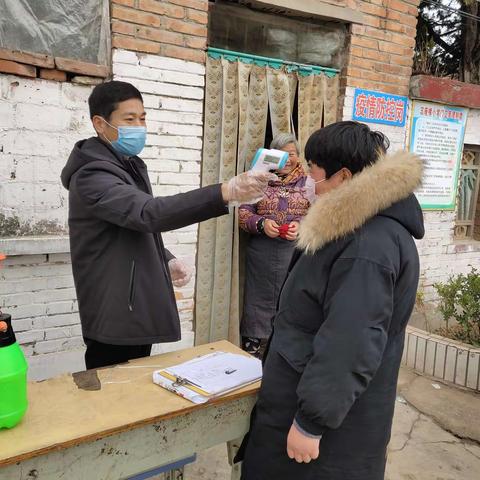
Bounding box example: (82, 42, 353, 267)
(112, 20, 137, 36)
(169, 0, 208, 11)
(404, 25, 417, 38)
(0, 59, 36, 78)
(351, 24, 366, 35)
(163, 18, 207, 37)
(162, 44, 205, 63)
(184, 35, 207, 49)
(112, 5, 161, 27)
(359, 69, 386, 83)
(396, 54, 415, 67)
(364, 27, 392, 41)
(346, 77, 408, 95)
(0, 48, 54, 68)
(112, 0, 135, 6)
(383, 73, 411, 86)
(55, 58, 110, 77)
(349, 45, 364, 57)
(136, 26, 184, 46)
(138, 0, 185, 18)
(385, 20, 407, 34)
(361, 13, 383, 28)
(186, 8, 208, 24)
(39, 68, 67, 82)
(390, 32, 416, 48)
(350, 35, 379, 50)
(350, 56, 376, 70)
(386, 9, 419, 28)
(345, 66, 363, 78)
(373, 62, 411, 77)
(112, 35, 161, 54)
(360, 48, 391, 63)
(378, 40, 409, 56)
(360, 3, 387, 17)
(388, 0, 419, 16)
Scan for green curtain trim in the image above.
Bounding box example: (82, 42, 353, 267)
(207, 47, 339, 78)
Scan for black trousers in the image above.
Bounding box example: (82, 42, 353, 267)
(84, 337, 152, 370)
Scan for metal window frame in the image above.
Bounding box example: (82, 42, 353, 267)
(455, 144, 480, 240)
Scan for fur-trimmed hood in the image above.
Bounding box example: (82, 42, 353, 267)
(297, 151, 424, 253)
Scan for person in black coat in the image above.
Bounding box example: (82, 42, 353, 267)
(61, 81, 273, 370)
(239, 121, 425, 480)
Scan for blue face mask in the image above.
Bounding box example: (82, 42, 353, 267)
(103, 119, 146, 157)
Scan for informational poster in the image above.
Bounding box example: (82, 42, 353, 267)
(352, 88, 408, 127)
(409, 100, 468, 210)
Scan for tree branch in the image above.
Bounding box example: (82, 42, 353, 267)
(424, 17, 459, 55)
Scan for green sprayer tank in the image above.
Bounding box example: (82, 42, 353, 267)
(0, 254, 28, 429)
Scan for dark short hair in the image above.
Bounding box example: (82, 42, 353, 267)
(305, 121, 390, 178)
(88, 81, 143, 120)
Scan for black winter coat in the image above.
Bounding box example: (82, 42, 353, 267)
(61, 137, 228, 345)
(240, 152, 425, 480)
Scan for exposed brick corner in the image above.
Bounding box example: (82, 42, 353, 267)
(0, 59, 37, 78)
(39, 69, 68, 82)
(111, 0, 208, 64)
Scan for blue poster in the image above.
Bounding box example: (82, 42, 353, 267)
(352, 88, 408, 127)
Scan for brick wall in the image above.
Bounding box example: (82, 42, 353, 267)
(111, 0, 208, 63)
(0, 252, 84, 380)
(342, 85, 480, 306)
(0, 46, 205, 379)
(112, 48, 206, 355)
(341, 4, 479, 310)
(417, 110, 480, 303)
(343, 0, 421, 96)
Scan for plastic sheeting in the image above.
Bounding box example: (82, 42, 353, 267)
(208, 2, 347, 69)
(0, 0, 110, 65)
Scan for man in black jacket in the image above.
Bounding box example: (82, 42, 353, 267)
(61, 81, 271, 369)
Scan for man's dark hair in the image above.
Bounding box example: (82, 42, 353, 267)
(305, 121, 390, 178)
(88, 81, 143, 120)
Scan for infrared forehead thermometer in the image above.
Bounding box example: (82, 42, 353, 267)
(250, 148, 289, 172)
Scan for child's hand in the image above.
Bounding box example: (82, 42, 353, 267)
(286, 422, 320, 463)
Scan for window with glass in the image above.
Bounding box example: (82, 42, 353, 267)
(0, 0, 110, 71)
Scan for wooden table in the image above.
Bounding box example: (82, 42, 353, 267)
(0, 341, 258, 480)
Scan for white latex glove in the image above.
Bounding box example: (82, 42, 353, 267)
(221, 171, 277, 206)
(168, 258, 192, 288)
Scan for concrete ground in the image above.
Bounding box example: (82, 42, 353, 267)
(184, 366, 480, 480)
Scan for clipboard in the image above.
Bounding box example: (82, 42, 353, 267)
(152, 351, 262, 404)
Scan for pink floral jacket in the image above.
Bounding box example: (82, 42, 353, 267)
(239, 165, 310, 234)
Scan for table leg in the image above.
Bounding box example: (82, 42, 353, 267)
(227, 437, 244, 480)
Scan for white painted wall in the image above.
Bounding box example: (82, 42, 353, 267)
(0, 49, 205, 379)
(0, 75, 92, 233)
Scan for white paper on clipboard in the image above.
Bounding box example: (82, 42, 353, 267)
(157, 351, 262, 398)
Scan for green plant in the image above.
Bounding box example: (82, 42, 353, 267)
(434, 267, 480, 346)
(415, 288, 426, 307)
